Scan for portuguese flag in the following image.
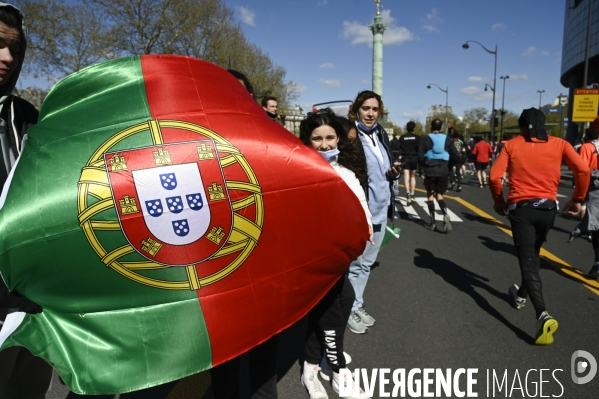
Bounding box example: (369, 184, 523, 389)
(0, 56, 368, 394)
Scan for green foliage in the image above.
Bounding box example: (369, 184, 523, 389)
(18, 0, 111, 77)
(16, 0, 298, 106)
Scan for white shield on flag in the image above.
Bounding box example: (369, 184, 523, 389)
(133, 163, 210, 245)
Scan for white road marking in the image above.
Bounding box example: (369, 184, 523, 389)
(557, 193, 566, 198)
(396, 197, 421, 220)
(413, 197, 463, 222)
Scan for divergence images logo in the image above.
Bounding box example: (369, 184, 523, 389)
(571, 350, 597, 385)
(77, 120, 263, 290)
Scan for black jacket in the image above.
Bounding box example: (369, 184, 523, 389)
(0, 95, 38, 312)
(0, 96, 38, 190)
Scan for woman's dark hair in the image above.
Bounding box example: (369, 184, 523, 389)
(348, 90, 383, 122)
(227, 69, 255, 98)
(300, 109, 368, 186)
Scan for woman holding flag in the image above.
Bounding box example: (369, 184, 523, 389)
(298, 108, 372, 399)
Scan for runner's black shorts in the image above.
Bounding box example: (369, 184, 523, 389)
(476, 162, 489, 171)
(402, 156, 418, 171)
(468, 154, 476, 163)
(424, 175, 448, 194)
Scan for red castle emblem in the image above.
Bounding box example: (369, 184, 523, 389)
(105, 140, 233, 266)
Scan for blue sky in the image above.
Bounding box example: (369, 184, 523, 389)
(223, 0, 568, 126)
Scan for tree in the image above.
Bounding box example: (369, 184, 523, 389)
(18, 0, 299, 106)
(87, 0, 298, 107)
(18, 0, 112, 78)
(462, 107, 490, 136)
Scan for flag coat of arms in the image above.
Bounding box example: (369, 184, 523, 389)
(0, 55, 368, 394)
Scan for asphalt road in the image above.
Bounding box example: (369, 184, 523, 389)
(46, 168, 599, 398)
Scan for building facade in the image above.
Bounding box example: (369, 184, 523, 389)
(560, 0, 599, 143)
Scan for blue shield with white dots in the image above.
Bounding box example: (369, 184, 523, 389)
(186, 193, 203, 211)
(160, 173, 178, 190)
(172, 220, 190, 237)
(166, 196, 184, 214)
(145, 199, 163, 217)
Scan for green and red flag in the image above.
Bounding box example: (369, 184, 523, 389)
(0, 55, 368, 394)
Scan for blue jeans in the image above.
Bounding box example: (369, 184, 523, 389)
(348, 221, 386, 312)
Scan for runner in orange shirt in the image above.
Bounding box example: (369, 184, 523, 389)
(489, 108, 590, 345)
(472, 136, 494, 187)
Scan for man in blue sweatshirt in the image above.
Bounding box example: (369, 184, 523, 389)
(418, 118, 459, 233)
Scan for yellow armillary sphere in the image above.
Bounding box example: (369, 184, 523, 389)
(77, 119, 264, 290)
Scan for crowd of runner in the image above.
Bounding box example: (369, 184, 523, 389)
(0, 2, 598, 398)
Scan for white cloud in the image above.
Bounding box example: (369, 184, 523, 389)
(361, 79, 371, 85)
(342, 9, 415, 47)
(422, 8, 442, 33)
(235, 6, 256, 27)
(510, 74, 529, 81)
(319, 63, 334, 69)
(317, 0, 327, 5)
(541, 50, 550, 56)
(460, 86, 481, 95)
(402, 111, 424, 119)
(319, 78, 342, 88)
(473, 92, 494, 102)
(468, 76, 487, 83)
(522, 46, 537, 58)
(492, 23, 506, 31)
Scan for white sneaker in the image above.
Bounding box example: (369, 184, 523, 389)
(302, 362, 328, 399)
(319, 352, 352, 381)
(332, 371, 370, 399)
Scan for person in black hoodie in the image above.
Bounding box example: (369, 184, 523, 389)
(0, 3, 54, 398)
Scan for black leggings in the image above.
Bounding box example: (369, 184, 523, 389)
(592, 232, 599, 262)
(304, 274, 355, 373)
(509, 207, 557, 319)
(210, 335, 278, 399)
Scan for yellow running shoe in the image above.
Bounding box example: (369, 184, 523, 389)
(534, 311, 559, 345)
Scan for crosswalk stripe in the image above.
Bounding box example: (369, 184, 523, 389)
(396, 197, 463, 222)
(396, 197, 421, 220)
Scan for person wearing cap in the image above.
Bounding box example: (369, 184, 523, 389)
(489, 108, 590, 345)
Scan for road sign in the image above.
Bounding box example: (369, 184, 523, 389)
(483, 117, 491, 121)
(546, 108, 561, 113)
(572, 88, 599, 122)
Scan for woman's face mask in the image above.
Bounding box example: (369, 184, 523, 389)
(318, 148, 340, 161)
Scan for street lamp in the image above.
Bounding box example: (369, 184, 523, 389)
(537, 90, 545, 109)
(463, 40, 498, 141)
(500, 76, 509, 137)
(427, 83, 449, 133)
(558, 93, 568, 138)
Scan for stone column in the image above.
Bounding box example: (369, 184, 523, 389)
(369, 13, 387, 98)
(369, 2, 391, 134)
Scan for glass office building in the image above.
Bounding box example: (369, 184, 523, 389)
(560, 0, 598, 142)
